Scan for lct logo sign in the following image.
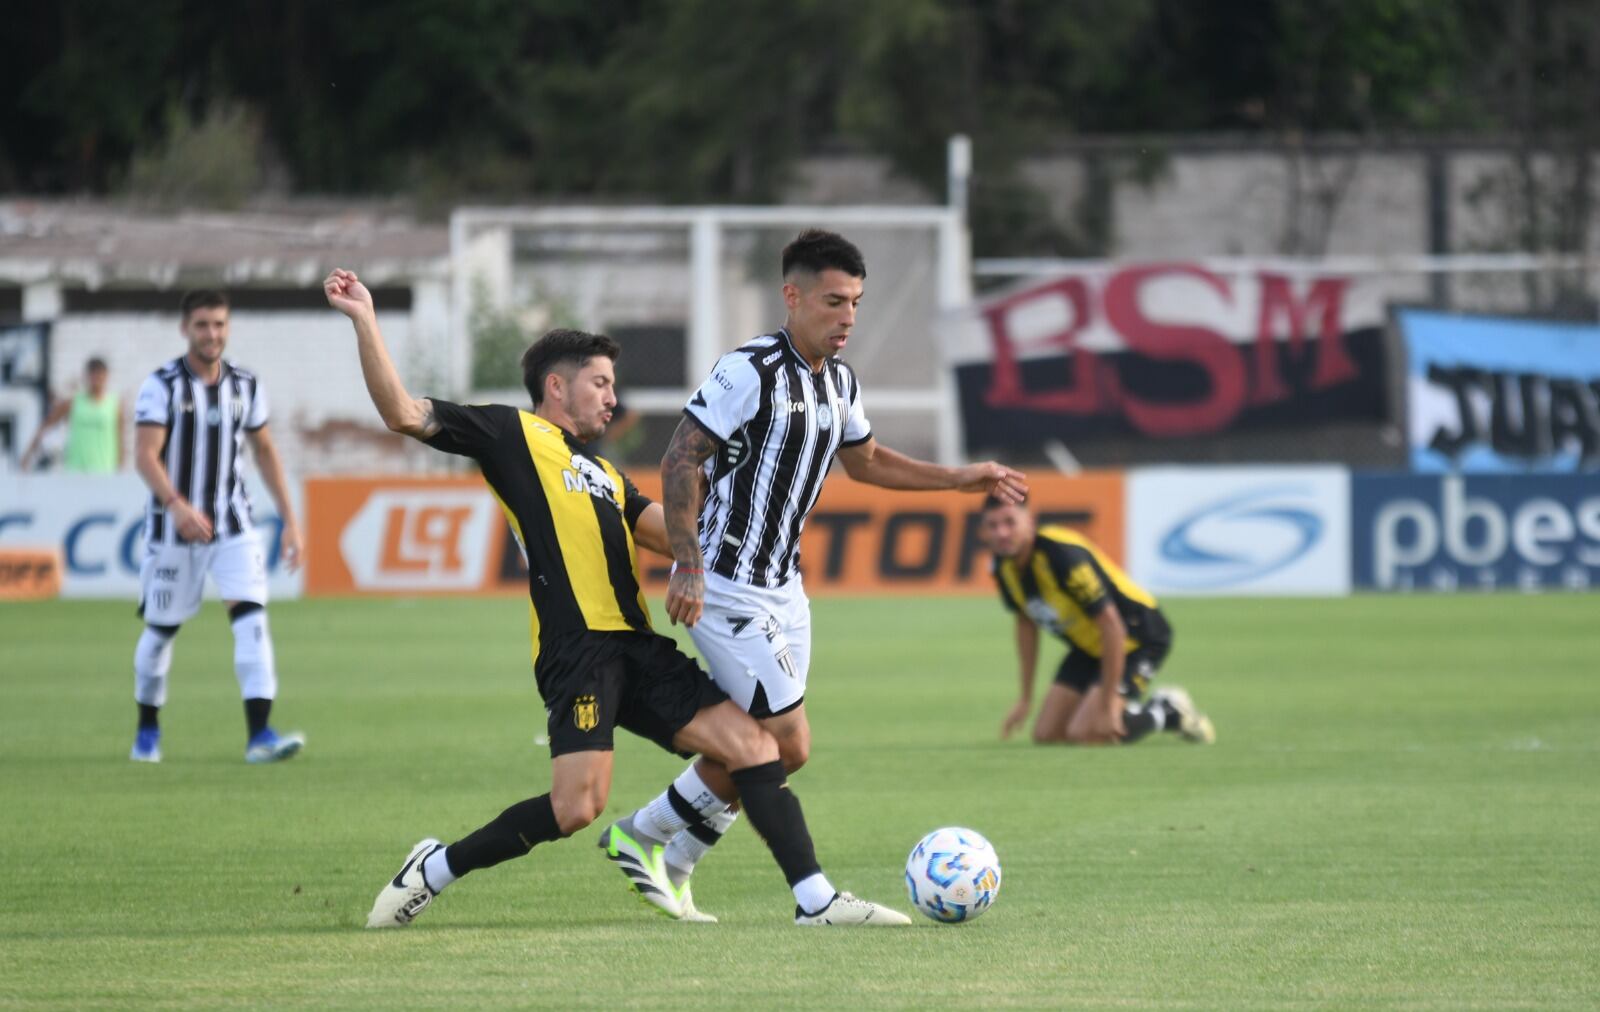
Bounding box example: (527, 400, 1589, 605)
(305, 479, 503, 594)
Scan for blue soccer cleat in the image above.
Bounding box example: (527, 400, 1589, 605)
(245, 727, 306, 764)
(129, 727, 162, 763)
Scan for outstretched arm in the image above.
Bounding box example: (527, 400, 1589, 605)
(660, 417, 719, 626)
(837, 438, 1027, 503)
(18, 396, 72, 470)
(323, 268, 439, 440)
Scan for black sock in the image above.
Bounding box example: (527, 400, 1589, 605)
(244, 697, 271, 739)
(1121, 706, 1158, 743)
(730, 760, 821, 887)
(445, 794, 565, 877)
(137, 704, 160, 731)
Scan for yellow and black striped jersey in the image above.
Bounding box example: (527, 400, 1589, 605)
(992, 525, 1160, 658)
(424, 400, 652, 668)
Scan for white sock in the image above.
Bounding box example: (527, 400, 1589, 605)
(231, 609, 277, 700)
(665, 808, 739, 873)
(636, 763, 732, 842)
(793, 872, 837, 914)
(637, 792, 687, 841)
(1145, 697, 1170, 730)
(672, 764, 730, 815)
(134, 627, 176, 706)
(422, 847, 457, 893)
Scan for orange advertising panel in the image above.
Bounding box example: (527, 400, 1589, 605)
(0, 547, 63, 600)
(305, 476, 513, 596)
(305, 473, 1124, 597)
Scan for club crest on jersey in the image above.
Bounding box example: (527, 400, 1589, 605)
(562, 454, 619, 507)
(1024, 598, 1064, 633)
(573, 694, 598, 732)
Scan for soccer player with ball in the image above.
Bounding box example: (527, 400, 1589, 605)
(325, 269, 906, 929)
(599, 230, 1028, 923)
(979, 494, 1215, 746)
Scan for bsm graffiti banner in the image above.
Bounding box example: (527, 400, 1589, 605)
(945, 262, 1388, 453)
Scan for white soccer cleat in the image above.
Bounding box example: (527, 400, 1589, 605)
(794, 892, 913, 926)
(366, 838, 443, 929)
(245, 728, 305, 764)
(677, 888, 719, 924)
(1157, 687, 1216, 745)
(599, 817, 687, 919)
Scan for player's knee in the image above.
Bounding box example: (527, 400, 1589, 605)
(776, 731, 810, 773)
(1034, 726, 1070, 744)
(551, 787, 606, 834)
(227, 600, 264, 622)
(725, 719, 779, 769)
(1063, 724, 1109, 746)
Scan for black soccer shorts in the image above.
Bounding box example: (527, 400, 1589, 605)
(536, 630, 729, 758)
(1054, 609, 1174, 697)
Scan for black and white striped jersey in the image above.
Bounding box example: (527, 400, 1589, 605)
(682, 328, 872, 587)
(134, 357, 270, 545)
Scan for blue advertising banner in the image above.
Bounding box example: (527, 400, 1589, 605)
(1399, 309, 1600, 472)
(1352, 473, 1600, 591)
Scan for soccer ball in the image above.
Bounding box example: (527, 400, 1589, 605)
(904, 827, 1002, 924)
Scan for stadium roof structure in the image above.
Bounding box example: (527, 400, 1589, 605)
(0, 200, 449, 290)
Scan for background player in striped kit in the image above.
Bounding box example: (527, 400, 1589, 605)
(128, 290, 304, 764)
(601, 230, 1028, 920)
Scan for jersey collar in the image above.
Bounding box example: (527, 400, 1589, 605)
(776, 327, 827, 373)
(179, 355, 231, 384)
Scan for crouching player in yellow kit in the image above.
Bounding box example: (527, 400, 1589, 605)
(979, 494, 1215, 746)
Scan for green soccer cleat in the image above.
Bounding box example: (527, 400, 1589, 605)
(599, 816, 690, 920)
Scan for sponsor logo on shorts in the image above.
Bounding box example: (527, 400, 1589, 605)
(573, 694, 599, 732)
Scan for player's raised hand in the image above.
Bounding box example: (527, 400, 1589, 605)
(324, 268, 374, 319)
(957, 461, 1028, 504)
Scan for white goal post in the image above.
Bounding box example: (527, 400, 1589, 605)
(449, 205, 971, 464)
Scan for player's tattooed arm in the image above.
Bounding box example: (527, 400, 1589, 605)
(661, 416, 718, 626)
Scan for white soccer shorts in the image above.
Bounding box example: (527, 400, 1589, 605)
(139, 530, 269, 626)
(687, 570, 812, 718)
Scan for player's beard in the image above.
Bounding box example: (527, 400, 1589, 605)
(564, 391, 607, 443)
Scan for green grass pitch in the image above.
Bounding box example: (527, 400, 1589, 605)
(2, 593, 1596, 1009)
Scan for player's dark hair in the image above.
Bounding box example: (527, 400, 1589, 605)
(782, 229, 866, 281)
(85, 357, 108, 373)
(982, 491, 1028, 511)
(521, 328, 620, 406)
(179, 290, 230, 321)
